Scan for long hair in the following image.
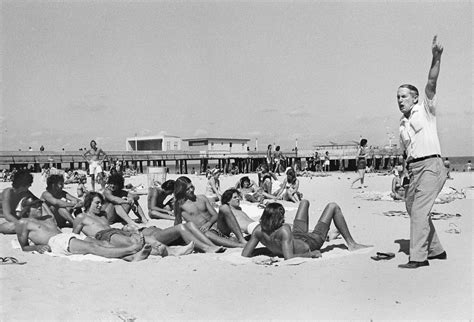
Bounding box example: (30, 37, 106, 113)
(173, 176, 192, 226)
(259, 202, 285, 234)
(174, 176, 192, 202)
(286, 168, 297, 184)
(84, 191, 104, 211)
(107, 173, 124, 190)
(221, 188, 240, 205)
(239, 176, 250, 187)
(161, 180, 175, 192)
(12, 169, 33, 189)
(46, 174, 64, 191)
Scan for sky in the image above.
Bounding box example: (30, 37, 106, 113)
(1, 0, 472, 156)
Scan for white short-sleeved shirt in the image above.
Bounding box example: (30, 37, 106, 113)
(399, 95, 441, 159)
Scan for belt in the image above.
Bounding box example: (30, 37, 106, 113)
(407, 154, 441, 165)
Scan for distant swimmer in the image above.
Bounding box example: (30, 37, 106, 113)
(83, 140, 108, 191)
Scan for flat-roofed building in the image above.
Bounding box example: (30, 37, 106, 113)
(183, 137, 249, 154)
(125, 135, 182, 151)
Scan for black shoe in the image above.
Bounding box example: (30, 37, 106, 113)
(428, 251, 447, 260)
(398, 260, 429, 269)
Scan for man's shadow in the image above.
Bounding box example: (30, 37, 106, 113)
(394, 239, 410, 255)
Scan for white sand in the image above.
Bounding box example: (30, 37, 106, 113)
(0, 171, 472, 320)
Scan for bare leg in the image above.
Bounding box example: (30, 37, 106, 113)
(166, 242, 195, 256)
(113, 204, 136, 226)
(133, 203, 149, 224)
(149, 210, 175, 220)
(205, 230, 245, 248)
(217, 208, 246, 244)
(90, 175, 96, 192)
(69, 234, 150, 260)
(317, 202, 371, 251)
(182, 223, 225, 253)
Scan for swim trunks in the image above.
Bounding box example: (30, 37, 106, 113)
(247, 221, 259, 235)
(95, 228, 133, 242)
(48, 233, 87, 255)
(89, 160, 103, 176)
(357, 158, 367, 170)
(292, 219, 329, 251)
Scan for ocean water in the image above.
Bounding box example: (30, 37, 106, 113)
(445, 156, 474, 172)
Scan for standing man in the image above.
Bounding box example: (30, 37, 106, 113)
(397, 36, 447, 269)
(266, 144, 273, 168)
(83, 140, 108, 191)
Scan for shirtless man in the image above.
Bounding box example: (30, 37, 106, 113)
(41, 174, 83, 228)
(217, 188, 258, 242)
(83, 140, 108, 191)
(242, 200, 371, 260)
(16, 197, 150, 261)
(148, 180, 175, 220)
(1, 170, 42, 234)
(174, 176, 245, 248)
(102, 173, 148, 228)
(73, 192, 194, 256)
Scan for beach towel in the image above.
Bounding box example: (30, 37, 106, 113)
(217, 244, 373, 266)
(11, 239, 118, 262)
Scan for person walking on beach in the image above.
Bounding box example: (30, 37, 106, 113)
(273, 146, 285, 175)
(351, 139, 369, 188)
(83, 140, 108, 192)
(266, 144, 273, 168)
(397, 35, 447, 269)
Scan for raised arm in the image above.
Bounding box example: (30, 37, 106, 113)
(425, 35, 443, 100)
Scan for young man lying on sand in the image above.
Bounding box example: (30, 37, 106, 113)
(73, 192, 194, 257)
(41, 174, 84, 228)
(242, 200, 371, 260)
(102, 173, 148, 228)
(16, 197, 151, 261)
(174, 176, 245, 248)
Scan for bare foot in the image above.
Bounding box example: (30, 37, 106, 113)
(126, 244, 152, 262)
(167, 241, 195, 256)
(149, 241, 168, 256)
(348, 243, 373, 252)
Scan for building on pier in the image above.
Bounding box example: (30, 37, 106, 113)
(125, 135, 182, 151)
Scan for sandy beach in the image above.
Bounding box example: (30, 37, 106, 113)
(0, 171, 472, 320)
